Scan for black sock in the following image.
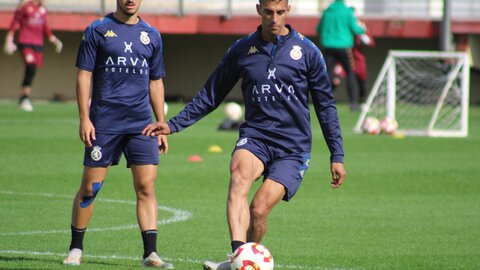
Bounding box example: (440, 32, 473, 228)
(69, 225, 86, 251)
(141, 230, 158, 259)
(231, 240, 245, 253)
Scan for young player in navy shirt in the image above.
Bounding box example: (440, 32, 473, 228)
(143, 0, 346, 269)
(64, 0, 173, 268)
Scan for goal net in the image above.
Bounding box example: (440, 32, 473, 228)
(354, 50, 470, 137)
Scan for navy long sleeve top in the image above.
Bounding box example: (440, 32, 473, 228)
(168, 25, 344, 163)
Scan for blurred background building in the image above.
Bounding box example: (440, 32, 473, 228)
(1, 0, 479, 103)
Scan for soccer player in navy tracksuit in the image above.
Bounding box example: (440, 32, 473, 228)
(143, 0, 347, 269)
(63, 0, 173, 268)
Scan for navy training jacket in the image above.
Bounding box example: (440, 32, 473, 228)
(168, 25, 344, 163)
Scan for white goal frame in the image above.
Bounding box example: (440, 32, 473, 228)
(354, 50, 470, 137)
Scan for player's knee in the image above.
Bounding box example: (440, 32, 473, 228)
(229, 178, 250, 200)
(250, 201, 269, 222)
(80, 181, 104, 208)
(230, 169, 252, 187)
(250, 200, 270, 219)
(135, 186, 155, 199)
(134, 179, 155, 196)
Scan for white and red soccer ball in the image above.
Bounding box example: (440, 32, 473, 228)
(380, 117, 398, 134)
(230, 242, 274, 270)
(225, 102, 243, 121)
(362, 116, 381, 135)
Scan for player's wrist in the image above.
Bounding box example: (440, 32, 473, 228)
(79, 113, 90, 122)
(166, 121, 177, 134)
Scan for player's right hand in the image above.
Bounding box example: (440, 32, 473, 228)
(142, 122, 171, 137)
(4, 39, 17, 55)
(330, 162, 346, 189)
(79, 119, 96, 147)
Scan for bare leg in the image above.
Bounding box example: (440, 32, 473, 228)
(247, 179, 285, 242)
(227, 149, 264, 242)
(21, 86, 32, 97)
(71, 166, 108, 228)
(131, 164, 158, 231)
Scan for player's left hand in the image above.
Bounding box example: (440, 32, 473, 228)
(142, 121, 171, 137)
(157, 134, 168, 154)
(330, 162, 346, 189)
(49, 36, 63, 53)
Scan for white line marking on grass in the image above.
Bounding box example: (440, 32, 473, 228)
(0, 190, 192, 236)
(0, 249, 203, 264)
(0, 250, 363, 270)
(0, 192, 361, 270)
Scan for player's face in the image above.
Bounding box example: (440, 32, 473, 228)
(256, 1, 290, 41)
(117, 0, 142, 16)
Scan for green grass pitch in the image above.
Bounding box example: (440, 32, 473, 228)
(0, 101, 479, 269)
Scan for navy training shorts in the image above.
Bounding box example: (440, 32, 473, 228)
(233, 137, 310, 201)
(84, 133, 159, 168)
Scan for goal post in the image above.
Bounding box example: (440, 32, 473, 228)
(354, 50, 470, 137)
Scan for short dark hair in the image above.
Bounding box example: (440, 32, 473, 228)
(258, 0, 287, 4)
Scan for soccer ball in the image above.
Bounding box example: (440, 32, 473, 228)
(230, 242, 274, 270)
(362, 116, 381, 135)
(225, 102, 243, 121)
(380, 117, 398, 134)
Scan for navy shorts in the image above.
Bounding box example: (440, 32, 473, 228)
(233, 137, 310, 201)
(84, 133, 159, 168)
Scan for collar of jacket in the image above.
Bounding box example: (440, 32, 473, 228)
(255, 24, 295, 46)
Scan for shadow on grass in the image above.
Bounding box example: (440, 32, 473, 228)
(0, 255, 131, 269)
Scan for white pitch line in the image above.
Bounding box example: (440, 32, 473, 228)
(0, 190, 192, 236)
(0, 250, 363, 270)
(0, 249, 203, 264)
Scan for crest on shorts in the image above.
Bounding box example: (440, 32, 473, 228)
(91, 146, 102, 161)
(290, 45, 302, 60)
(236, 138, 248, 147)
(140, 31, 150, 45)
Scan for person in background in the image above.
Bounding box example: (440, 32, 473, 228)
(331, 24, 375, 105)
(353, 27, 375, 104)
(316, 0, 365, 111)
(3, 0, 63, 112)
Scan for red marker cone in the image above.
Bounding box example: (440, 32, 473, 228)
(187, 155, 203, 162)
